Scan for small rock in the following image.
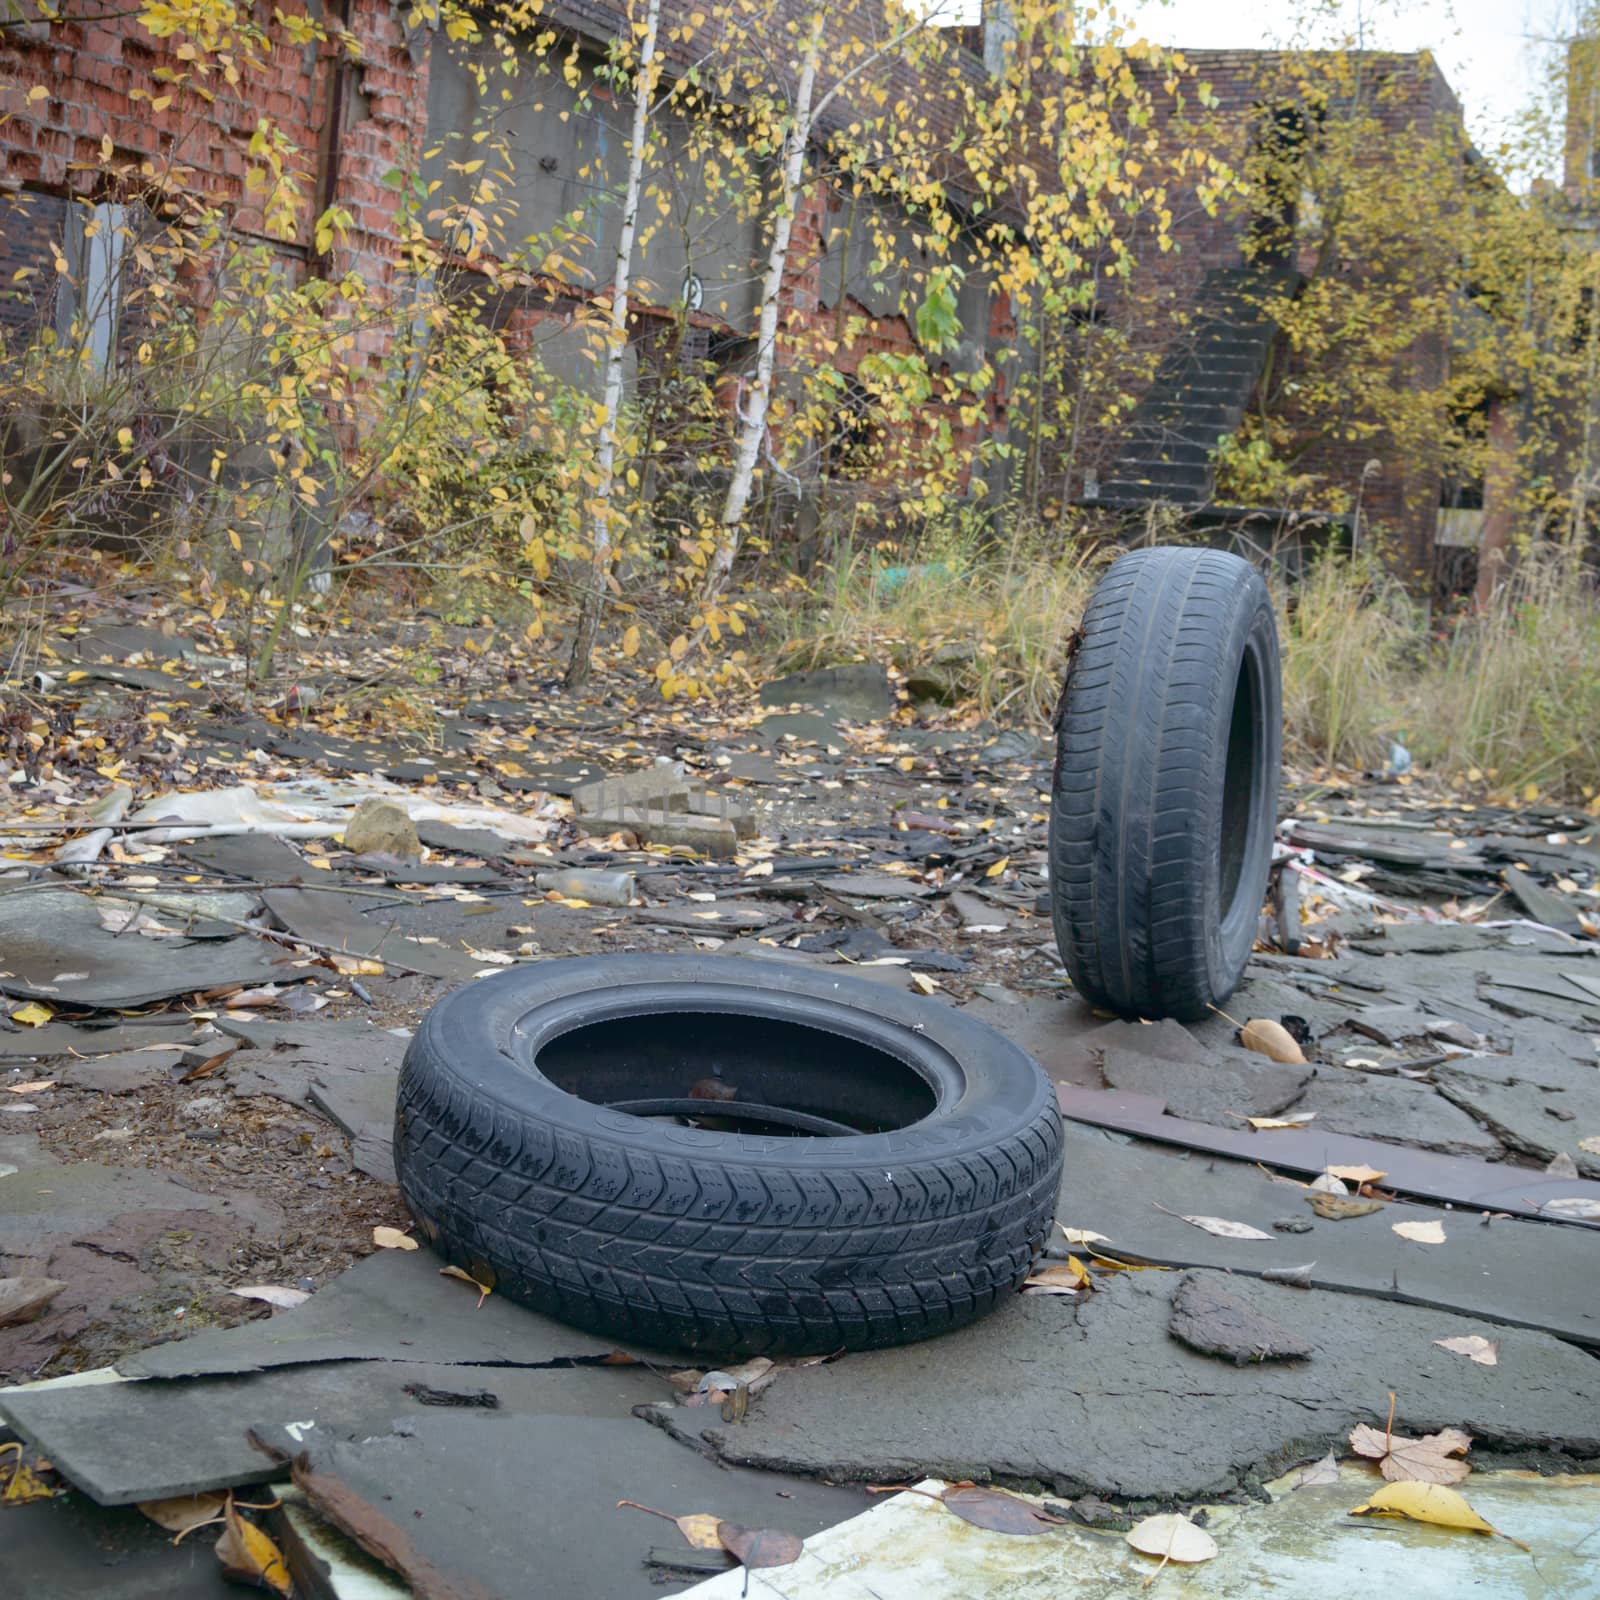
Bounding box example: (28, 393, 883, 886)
(1067, 1495, 1131, 1531)
(343, 798, 422, 861)
(1168, 1271, 1315, 1366)
(0, 1275, 67, 1328)
(1272, 1217, 1314, 1233)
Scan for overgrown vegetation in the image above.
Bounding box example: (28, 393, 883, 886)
(2, 0, 1600, 804)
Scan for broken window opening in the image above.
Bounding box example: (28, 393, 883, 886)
(56, 199, 132, 377)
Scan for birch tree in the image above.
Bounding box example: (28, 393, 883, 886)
(566, 0, 662, 686)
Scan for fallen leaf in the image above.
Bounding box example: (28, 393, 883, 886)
(371, 1226, 418, 1251)
(985, 856, 1010, 878)
(940, 1484, 1067, 1535)
(1024, 1257, 1092, 1295)
(1543, 1197, 1600, 1221)
(0, 1441, 57, 1505)
(1349, 1422, 1471, 1484)
(1325, 1164, 1387, 1185)
(1261, 1261, 1317, 1288)
(910, 971, 939, 995)
(1125, 1512, 1218, 1563)
(229, 1286, 311, 1310)
(617, 1500, 725, 1550)
(1239, 1018, 1306, 1064)
(717, 1522, 805, 1568)
(1284, 1450, 1341, 1489)
(1157, 1204, 1272, 1240)
(1578, 1137, 1600, 1156)
(439, 1264, 492, 1306)
(1392, 1219, 1447, 1244)
(1059, 1225, 1110, 1247)
(215, 1494, 292, 1594)
(1349, 1481, 1526, 1549)
(1244, 1111, 1316, 1130)
(139, 1490, 227, 1534)
(1433, 1335, 1498, 1367)
(1308, 1192, 1385, 1220)
(8, 1002, 52, 1028)
(2, 1079, 54, 1094)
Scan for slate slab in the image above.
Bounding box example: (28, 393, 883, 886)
(118, 1247, 642, 1378)
(1052, 1128, 1600, 1345)
(177, 832, 313, 883)
(0, 1019, 200, 1059)
(0, 889, 299, 1008)
(54, 1049, 182, 1095)
(262, 887, 483, 980)
(755, 711, 841, 747)
(759, 664, 894, 721)
(1055, 1083, 1600, 1222)
(1293, 1067, 1503, 1157)
(689, 1270, 1600, 1499)
(1100, 1044, 1312, 1122)
(0, 1358, 666, 1505)
(251, 1406, 866, 1600)
(1436, 1064, 1600, 1178)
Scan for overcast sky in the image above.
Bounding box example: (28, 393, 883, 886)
(939, 0, 1587, 173)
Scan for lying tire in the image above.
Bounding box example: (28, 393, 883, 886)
(1049, 546, 1281, 1021)
(394, 956, 1063, 1356)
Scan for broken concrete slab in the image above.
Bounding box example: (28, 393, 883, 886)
(685, 1270, 1600, 1499)
(570, 764, 691, 819)
(1052, 1129, 1600, 1346)
(759, 664, 894, 721)
(53, 1050, 182, 1095)
(578, 809, 740, 857)
(1291, 1067, 1503, 1157)
(0, 888, 300, 1008)
(118, 1246, 641, 1379)
(1100, 1044, 1312, 1123)
(1167, 1271, 1314, 1365)
(261, 887, 483, 980)
(251, 1404, 866, 1600)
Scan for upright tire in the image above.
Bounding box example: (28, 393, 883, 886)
(1049, 546, 1280, 1021)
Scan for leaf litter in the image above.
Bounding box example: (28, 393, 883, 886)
(1349, 1394, 1473, 1484)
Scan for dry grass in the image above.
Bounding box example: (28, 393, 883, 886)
(772, 531, 1600, 804)
(1414, 550, 1600, 799)
(769, 521, 1106, 725)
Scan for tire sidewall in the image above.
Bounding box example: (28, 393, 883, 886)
(398, 955, 1057, 1177)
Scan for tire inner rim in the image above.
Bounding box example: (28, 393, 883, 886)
(523, 988, 946, 1138)
(1218, 643, 1264, 931)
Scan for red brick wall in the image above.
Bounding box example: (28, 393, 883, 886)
(0, 2, 426, 310)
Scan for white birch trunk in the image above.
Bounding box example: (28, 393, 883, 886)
(566, 0, 661, 686)
(703, 16, 823, 601)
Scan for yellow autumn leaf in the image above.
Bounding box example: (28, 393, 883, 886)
(440, 1264, 492, 1306)
(372, 1226, 418, 1251)
(622, 624, 641, 658)
(1349, 1481, 1527, 1549)
(210, 596, 227, 620)
(985, 856, 1010, 878)
(215, 1496, 292, 1595)
(9, 1002, 52, 1028)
